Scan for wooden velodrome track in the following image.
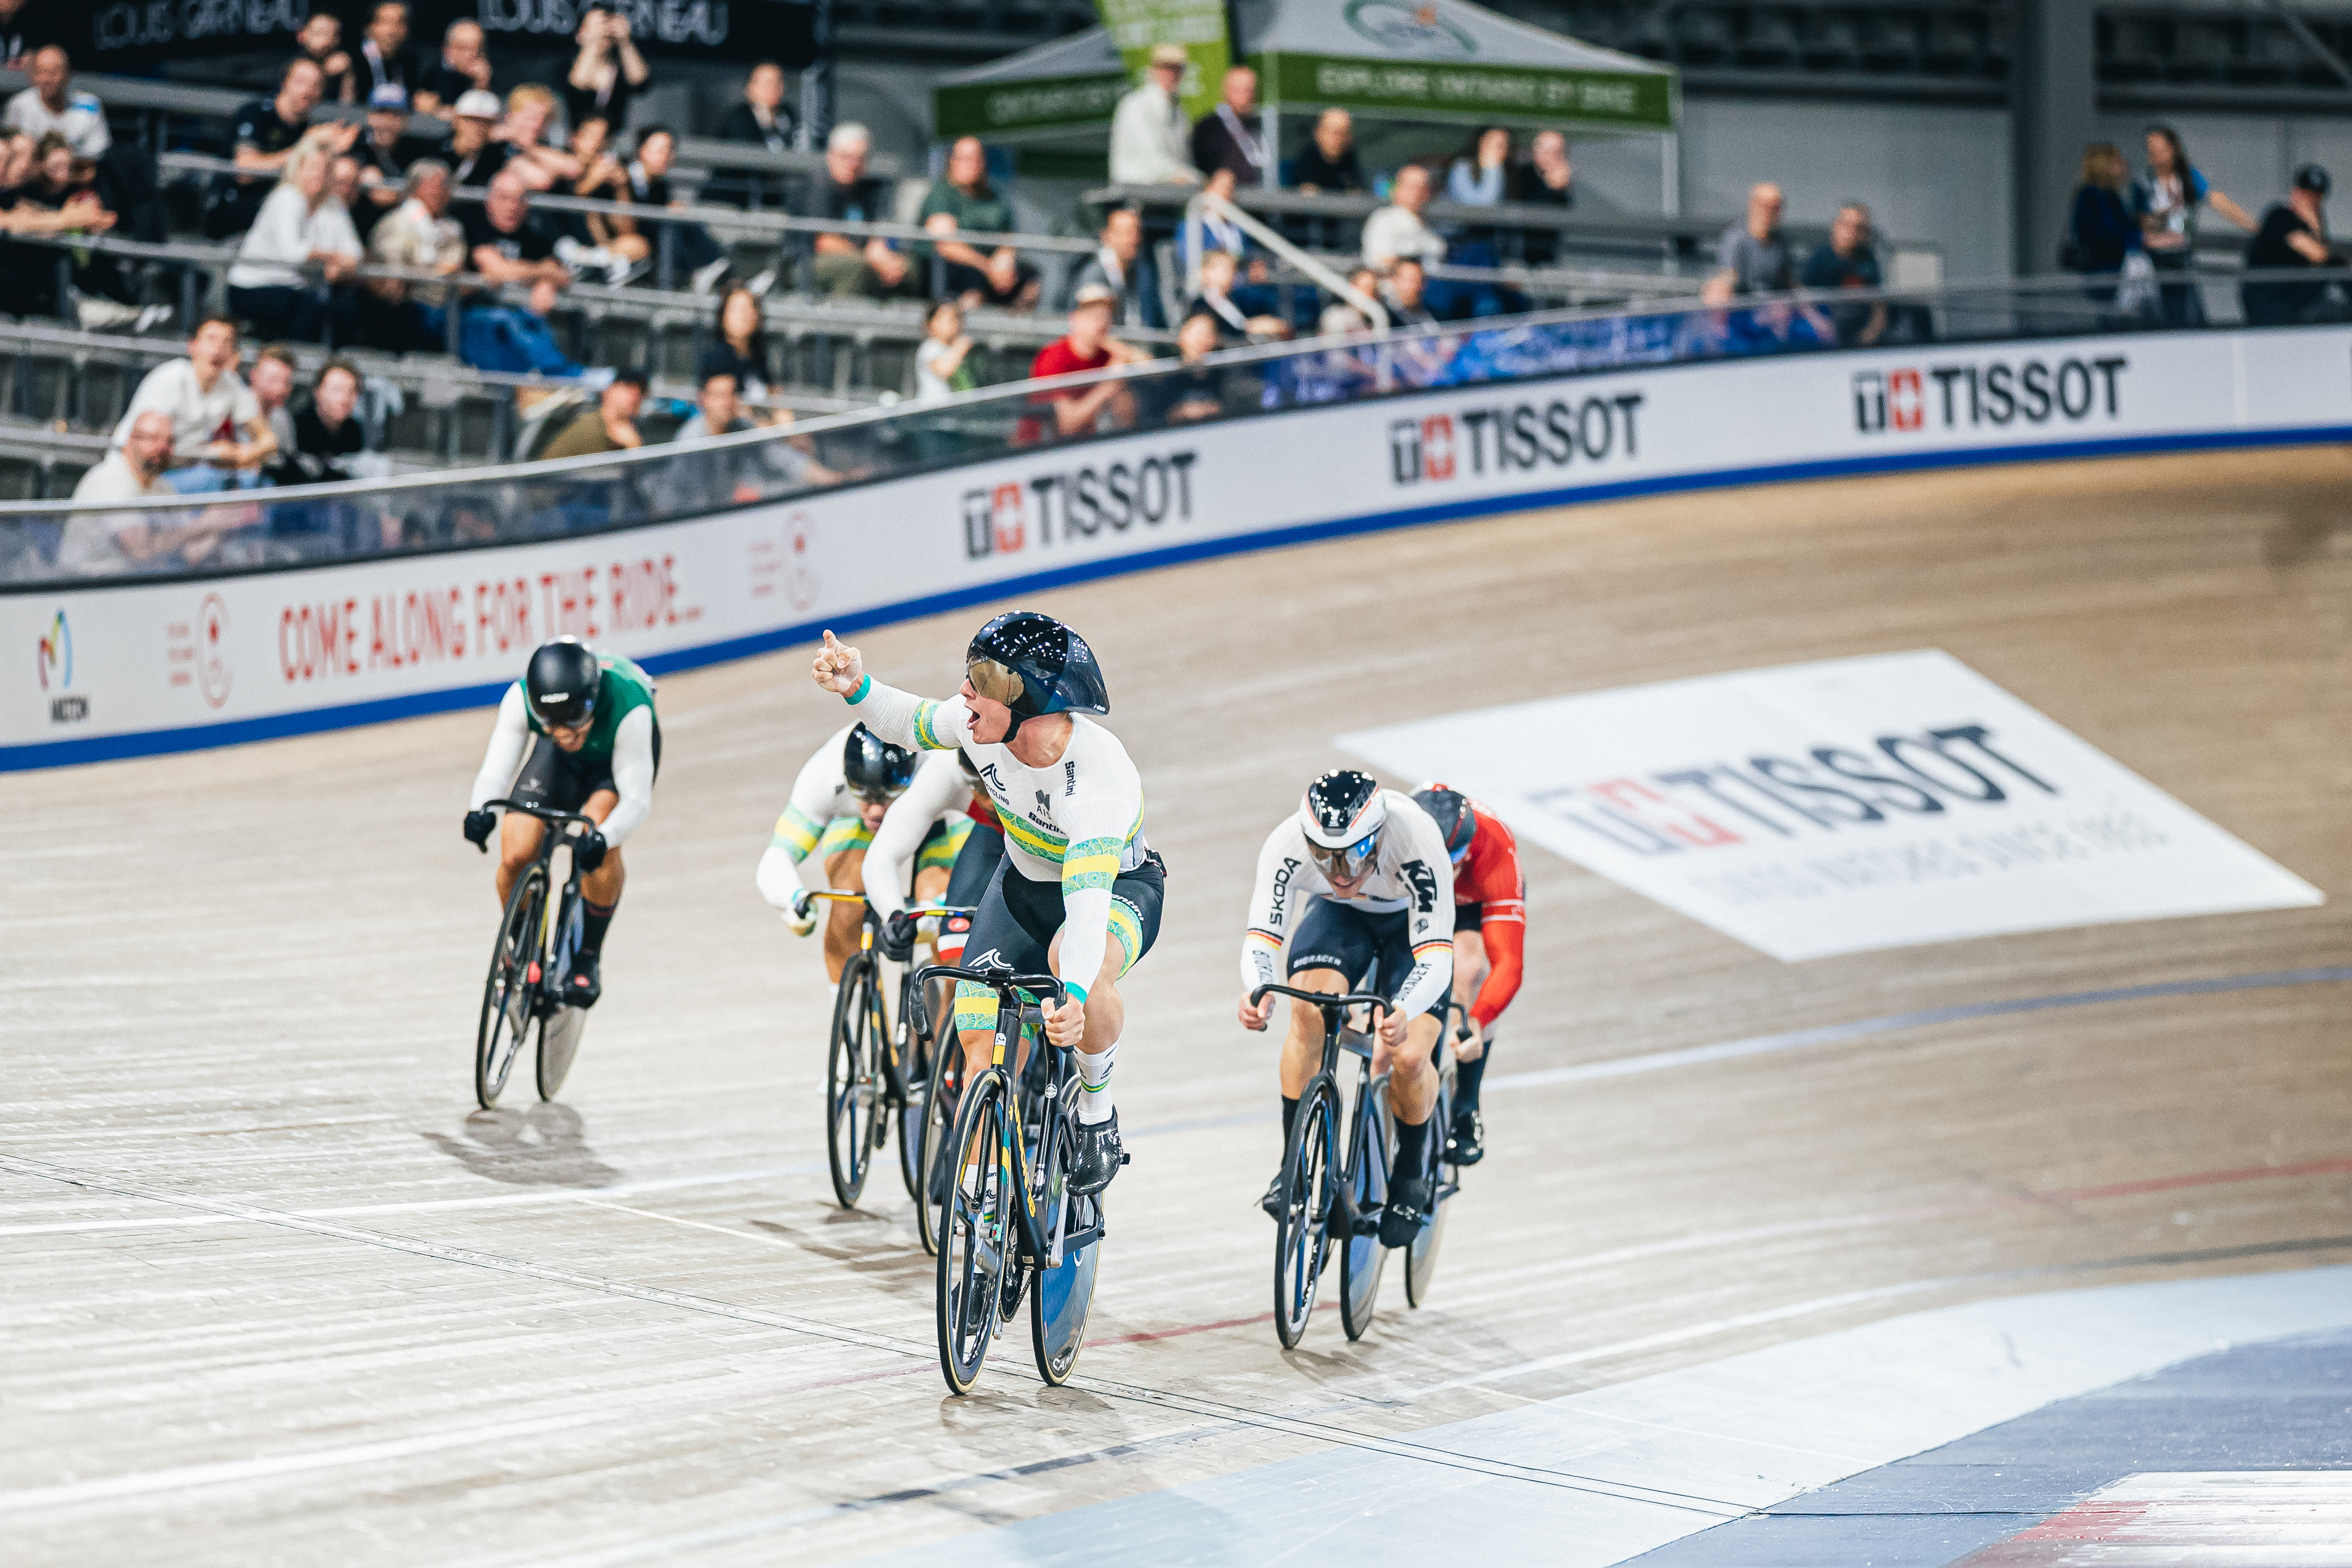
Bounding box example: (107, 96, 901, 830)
(4, 446, 2347, 1566)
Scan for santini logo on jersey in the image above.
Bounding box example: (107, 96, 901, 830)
(1853, 354, 2127, 435)
(1391, 393, 1645, 486)
(962, 450, 1200, 559)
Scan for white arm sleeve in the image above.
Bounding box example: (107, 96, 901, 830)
(599, 705, 656, 848)
(847, 679, 972, 751)
(1240, 820, 1316, 998)
(1387, 803, 1457, 1020)
(467, 685, 531, 811)
(755, 728, 853, 908)
(1050, 769, 1145, 1004)
(862, 753, 965, 918)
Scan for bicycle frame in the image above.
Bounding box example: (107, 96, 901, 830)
(483, 797, 601, 993)
(801, 888, 975, 1099)
(929, 963, 1095, 1269)
(1254, 982, 1395, 1215)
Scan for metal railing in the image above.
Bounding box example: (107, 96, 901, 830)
(4, 268, 2344, 588)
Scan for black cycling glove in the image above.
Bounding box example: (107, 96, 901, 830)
(573, 828, 609, 874)
(463, 808, 496, 849)
(879, 909, 920, 963)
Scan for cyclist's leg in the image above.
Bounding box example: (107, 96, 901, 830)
(1368, 911, 1442, 1194)
(1035, 861, 1162, 1191)
(816, 815, 875, 983)
(496, 737, 568, 903)
(1279, 898, 1378, 1133)
(951, 857, 1048, 1083)
(497, 810, 547, 904)
(911, 815, 969, 959)
(1449, 915, 1493, 1129)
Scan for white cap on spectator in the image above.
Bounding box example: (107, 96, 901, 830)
(453, 88, 502, 120)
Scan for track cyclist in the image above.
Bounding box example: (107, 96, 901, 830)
(464, 636, 659, 1008)
(1239, 771, 1454, 1246)
(861, 747, 1006, 974)
(1410, 784, 1525, 1167)
(810, 612, 1161, 1196)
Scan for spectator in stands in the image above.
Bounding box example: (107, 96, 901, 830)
(7, 46, 106, 158)
(673, 369, 844, 501)
(1190, 66, 1266, 186)
(2243, 164, 2343, 326)
(1176, 164, 1252, 273)
(0, 0, 44, 70)
(2070, 143, 2142, 308)
(1384, 257, 1437, 327)
(248, 345, 299, 478)
(709, 61, 797, 211)
(15, 131, 152, 329)
(1141, 312, 1234, 426)
(357, 3, 422, 103)
(699, 285, 775, 399)
(0, 129, 111, 323)
(1446, 126, 1510, 213)
(1110, 45, 1196, 188)
(919, 136, 1038, 313)
(1801, 200, 1888, 347)
(1021, 282, 1149, 442)
(1702, 182, 1794, 305)
(555, 115, 643, 283)
(362, 159, 463, 351)
(1362, 163, 1445, 277)
(800, 124, 914, 298)
(60, 412, 224, 574)
(567, 4, 651, 136)
(916, 300, 976, 402)
(287, 359, 368, 484)
(1513, 129, 1573, 266)
(209, 59, 354, 240)
(2134, 124, 2257, 328)
(227, 136, 363, 343)
(1291, 108, 1362, 195)
(444, 90, 511, 198)
(628, 125, 732, 292)
(498, 86, 582, 193)
(1072, 207, 1163, 330)
(116, 317, 278, 492)
(459, 170, 585, 377)
(295, 12, 356, 103)
(351, 85, 431, 246)
(415, 19, 496, 117)
(541, 367, 647, 458)
(1185, 248, 1286, 342)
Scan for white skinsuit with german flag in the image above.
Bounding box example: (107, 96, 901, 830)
(1241, 790, 1456, 1017)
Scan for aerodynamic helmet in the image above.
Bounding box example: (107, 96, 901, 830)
(1413, 783, 1476, 863)
(843, 723, 918, 803)
(1300, 770, 1386, 881)
(524, 636, 602, 730)
(965, 611, 1109, 730)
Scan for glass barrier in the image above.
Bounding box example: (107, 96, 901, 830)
(7, 270, 2346, 589)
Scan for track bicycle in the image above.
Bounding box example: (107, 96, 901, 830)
(795, 889, 970, 1210)
(1405, 1002, 1470, 1310)
(931, 962, 1111, 1394)
(472, 799, 599, 1110)
(1256, 983, 1461, 1347)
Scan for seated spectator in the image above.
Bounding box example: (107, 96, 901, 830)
(1800, 200, 1887, 346)
(114, 317, 279, 492)
(415, 19, 495, 117)
(541, 368, 647, 458)
(248, 345, 299, 477)
(0, 130, 102, 322)
(1018, 282, 1151, 442)
(59, 412, 226, 574)
(350, 85, 432, 245)
(357, 3, 423, 102)
(710, 61, 797, 209)
(1446, 126, 1511, 215)
(6, 45, 107, 158)
(2070, 142, 2141, 307)
(294, 11, 355, 103)
(458, 170, 585, 377)
(1141, 312, 1233, 425)
(1185, 248, 1286, 342)
(227, 136, 363, 344)
(627, 125, 730, 292)
(1513, 130, 1574, 266)
(443, 90, 510, 196)
(1071, 206, 1163, 330)
(362, 159, 464, 351)
(674, 369, 843, 501)
(287, 359, 368, 484)
(567, 6, 649, 135)
(1291, 109, 1362, 195)
(2243, 164, 2343, 325)
(915, 299, 976, 402)
(699, 284, 775, 398)
(498, 86, 581, 193)
(1702, 181, 1794, 305)
(1383, 257, 1437, 327)
(208, 58, 354, 240)
(555, 115, 645, 283)
(14, 132, 152, 328)
(1109, 44, 1196, 188)
(1176, 165, 1254, 273)
(919, 136, 1038, 312)
(1190, 66, 1266, 186)
(1362, 163, 1445, 272)
(801, 124, 914, 298)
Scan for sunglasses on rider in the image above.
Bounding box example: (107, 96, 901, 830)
(1308, 832, 1380, 881)
(966, 656, 1026, 707)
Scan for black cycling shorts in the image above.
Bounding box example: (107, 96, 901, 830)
(511, 720, 663, 816)
(1453, 901, 1483, 934)
(944, 818, 1006, 912)
(1287, 898, 1449, 1020)
(951, 851, 1165, 1033)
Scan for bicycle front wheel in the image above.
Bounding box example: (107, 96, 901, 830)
(1339, 1074, 1392, 1342)
(938, 1068, 1012, 1395)
(1273, 1076, 1340, 1349)
(474, 866, 546, 1110)
(825, 953, 883, 1208)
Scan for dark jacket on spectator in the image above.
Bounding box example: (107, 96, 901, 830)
(706, 102, 798, 209)
(1289, 139, 1363, 193)
(1190, 106, 1267, 184)
(2068, 184, 2139, 273)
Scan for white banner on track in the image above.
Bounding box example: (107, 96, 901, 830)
(1337, 651, 2323, 961)
(9, 325, 2351, 769)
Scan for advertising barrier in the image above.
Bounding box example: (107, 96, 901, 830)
(8, 323, 2350, 771)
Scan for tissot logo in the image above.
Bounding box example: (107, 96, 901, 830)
(962, 450, 1199, 559)
(1390, 392, 1645, 486)
(1853, 354, 2127, 435)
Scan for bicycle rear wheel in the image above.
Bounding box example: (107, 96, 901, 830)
(915, 1050, 962, 1258)
(825, 953, 883, 1208)
(474, 866, 546, 1109)
(1272, 1076, 1339, 1349)
(1339, 1073, 1392, 1341)
(1030, 1094, 1102, 1386)
(536, 1005, 587, 1101)
(938, 1068, 1012, 1395)
(1405, 1054, 1456, 1308)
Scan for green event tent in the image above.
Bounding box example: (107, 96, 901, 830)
(931, 0, 1676, 144)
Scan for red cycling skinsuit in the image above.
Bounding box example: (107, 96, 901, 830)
(1450, 798, 1524, 1113)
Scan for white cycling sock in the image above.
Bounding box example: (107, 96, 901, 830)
(1074, 1040, 1117, 1126)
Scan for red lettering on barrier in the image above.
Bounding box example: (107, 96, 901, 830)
(1589, 778, 1743, 849)
(1888, 368, 1925, 432)
(1422, 415, 1456, 481)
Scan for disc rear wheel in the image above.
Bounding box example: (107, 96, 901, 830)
(937, 1070, 1012, 1395)
(1030, 1096, 1101, 1385)
(474, 866, 545, 1110)
(825, 953, 882, 1208)
(1339, 1076, 1392, 1341)
(896, 974, 934, 1201)
(1405, 1058, 1456, 1308)
(1272, 1079, 1339, 1348)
